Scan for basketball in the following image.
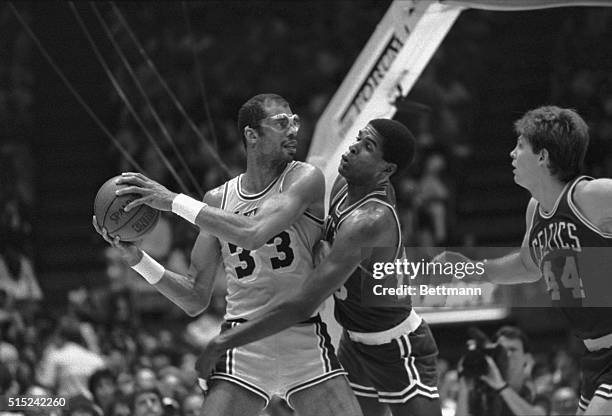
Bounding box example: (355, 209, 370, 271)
(93, 175, 160, 242)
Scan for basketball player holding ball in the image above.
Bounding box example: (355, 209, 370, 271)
(93, 94, 362, 416)
(194, 118, 442, 416)
(93, 175, 160, 242)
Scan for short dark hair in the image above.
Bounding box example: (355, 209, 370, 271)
(495, 325, 530, 353)
(514, 106, 589, 182)
(237, 94, 289, 146)
(369, 118, 416, 175)
(88, 368, 115, 399)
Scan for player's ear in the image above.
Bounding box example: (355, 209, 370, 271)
(384, 162, 397, 177)
(244, 126, 258, 144)
(538, 148, 549, 163)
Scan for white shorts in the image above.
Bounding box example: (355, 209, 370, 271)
(209, 315, 346, 407)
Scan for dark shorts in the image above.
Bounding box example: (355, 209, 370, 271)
(578, 347, 612, 411)
(337, 319, 439, 404)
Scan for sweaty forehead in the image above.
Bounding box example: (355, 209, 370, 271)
(262, 99, 291, 116)
(360, 124, 385, 148)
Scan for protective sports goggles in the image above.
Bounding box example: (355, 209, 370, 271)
(260, 113, 301, 133)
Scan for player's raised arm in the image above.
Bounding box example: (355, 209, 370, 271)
(196, 203, 394, 376)
(152, 231, 221, 317)
(115, 164, 324, 250)
(435, 198, 540, 284)
(192, 163, 324, 250)
(93, 187, 224, 317)
(143, 187, 225, 316)
(481, 197, 540, 284)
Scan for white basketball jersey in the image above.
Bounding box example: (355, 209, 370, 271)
(218, 161, 324, 320)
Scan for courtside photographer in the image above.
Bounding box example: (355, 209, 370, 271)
(455, 326, 547, 416)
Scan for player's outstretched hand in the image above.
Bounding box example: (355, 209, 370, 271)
(115, 172, 177, 212)
(195, 337, 224, 381)
(92, 215, 142, 266)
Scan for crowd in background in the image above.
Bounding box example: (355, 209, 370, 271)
(0, 288, 588, 415)
(2, 3, 612, 416)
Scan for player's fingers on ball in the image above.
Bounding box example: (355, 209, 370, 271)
(117, 174, 144, 187)
(116, 185, 144, 197)
(103, 230, 115, 245)
(92, 215, 101, 233)
(115, 175, 134, 185)
(124, 197, 147, 212)
(103, 232, 113, 245)
(108, 235, 120, 247)
(133, 172, 147, 181)
(115, 185, 135, 195)
(122, 172, 147, 184)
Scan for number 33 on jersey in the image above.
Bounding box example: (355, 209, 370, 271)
(218, 162, 324, 321)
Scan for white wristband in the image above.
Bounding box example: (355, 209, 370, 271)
(131, 252, 165, 284)
(172, 193, 207, 224)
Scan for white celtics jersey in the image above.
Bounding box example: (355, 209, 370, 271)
(219, 161, 324, 320)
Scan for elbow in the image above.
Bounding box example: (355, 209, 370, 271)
(184, 299, 209, 317)
(526, 271, 541, 283)
(185, 307, 204, 318)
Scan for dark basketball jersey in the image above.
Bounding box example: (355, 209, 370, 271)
(528, 176, 612, 339)
(324, 177, 411, 332)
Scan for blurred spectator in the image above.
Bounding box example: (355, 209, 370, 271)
(150, 347, 174, 374)
(550, 387, 578, 416)
(65, 394, 103, 416)
(20, 384, 53, 416)
(0, 361, 18, 396)
(134, 367, 157, 390)
(88, 368, 117, 416)
(416, 152, 450, 245)
(181, 393, 205, 416)
(551, 349, 580, 393)
(0, 326, 20, 378)
(109, 397, 131, 416)
(131, 387, 164, 416)
(158, 366, 188, 407)
(456, 326, 546, 416)
(531, 362, 555, 399)
(116, 371, 136, 398)
(36, 318, 105, 398)
(0, 242, 41, 303)
(439, 369, 460, 416)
